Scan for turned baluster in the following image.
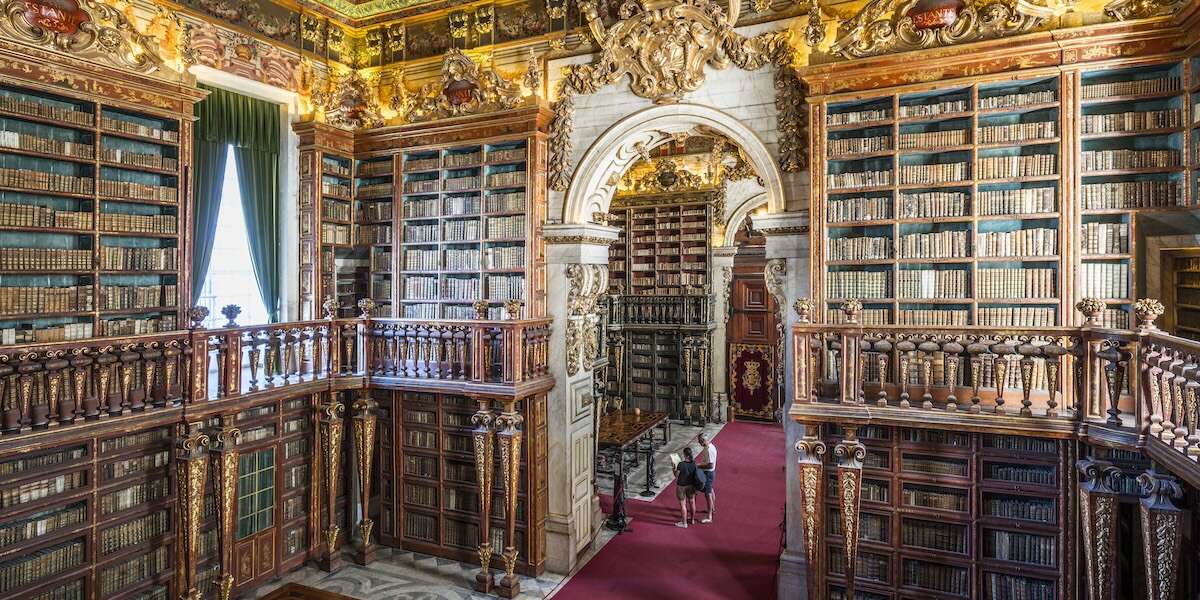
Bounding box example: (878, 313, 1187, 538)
(20, 360, 45, 430)
(992, 342, 1015, 415)
(896, 340, 915, 408)
(1170, 361, 1189, 447)
(943, 342, 963, 411)
(918, 341, 938, 409)
(1178, 363, 1199, 453)
(430, 326, 444, 379)
(47, 354, 71, 424)
(214, 336, 229, 396)
(1043, 344, 1067, 418)
(456, 327, 469, 380)
(0, 362, 15, 433)
(967, 343, 987, 414)
(1184, 373, 1200, 458)
(283, 329, 297, 380)
(267, 330, 283, 386)
(142, 346, 163, 408)
(1018, 343, 1039, 417)
(857, 339, 871, 405)
(414, 326, 428, 378)
(1101, 343, 1132, 427)
(246, 332, 263, 390)
(96, 351, 119, 416)
(387, 326, 399, 376)
(872, 340, 891, 406)
(343, 323, 356, 374)
(119, 348, 141, 412)
(72, 350, 96, 420)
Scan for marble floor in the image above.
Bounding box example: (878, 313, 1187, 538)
(595, 420, 724, 502)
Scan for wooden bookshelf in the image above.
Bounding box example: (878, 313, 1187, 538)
(608, 193, 713, 296)
(820, 425, 1069, 600)
(296, 123, 359, 320)
(355, 156, 396, 317)
(0, 79, 197, 344)
(811, 57, 1200, 327)
(1162, 249, 1200, 341)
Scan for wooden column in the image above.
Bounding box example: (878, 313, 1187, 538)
(1138, 469, 1184, 600)
(496, 399, 524, 599)
(175, 423, 210, 600)
(319, 397, 346, 572)
(208, 420, 241, 600)
(471, 397, 496, 593)
(795, 432, 827, 600)
(833, 427, 865, 598)
(352, 392, 378, 565)
(1077, 458, 1119, 600)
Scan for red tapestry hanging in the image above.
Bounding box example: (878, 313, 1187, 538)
(729, 343, 775, 420)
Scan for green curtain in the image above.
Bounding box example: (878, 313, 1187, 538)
(192, 84, 282, 321)
(190, 139, 227, 306)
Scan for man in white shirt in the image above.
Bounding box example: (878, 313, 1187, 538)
(694, 432, 716, 523)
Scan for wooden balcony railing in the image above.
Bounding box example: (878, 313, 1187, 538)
(0, 303, 552, 439)
(793, 298, 1200, 486)
(607, 294, 710, 326)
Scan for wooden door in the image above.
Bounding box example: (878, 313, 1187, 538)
(234, 446, 279, 592)
(727, 266, 779, 421)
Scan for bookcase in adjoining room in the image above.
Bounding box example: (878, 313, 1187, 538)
(396, 120, 546, 320)
(0, 77, 196, 345)
(820, 425, 1069, 600)
(355, 155, 396, 317)
(607, 193, 713, 296)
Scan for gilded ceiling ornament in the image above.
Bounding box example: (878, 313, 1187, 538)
(627, 159, 706, 193)
(774, 68, 807, 172)
(0, 0, 168, 73)
(825, 0, 1071, 59)
(803, 0, 825, 45)
(386, 23, 405, 52)
(328, 24, 345, 52)
(523, 50, 543, 97)
(398, 49, 533, 123)
(546, 0, 789, 191)
(474, 5, 494, 35)
(322, 69, 384, 129)
(449, 11, 470, 39)
(1103, 0, 1186, 19)
(301, 13, 325, 47)
(365, 29, 383, 57)
(547, 0, 566, 18)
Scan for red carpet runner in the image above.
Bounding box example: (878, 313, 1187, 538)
(553, 421, 786, 600)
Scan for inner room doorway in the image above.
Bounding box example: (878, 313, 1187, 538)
(726, 213, 780, 421)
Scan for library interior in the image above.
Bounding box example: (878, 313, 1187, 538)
(0, 0, 1198, 598)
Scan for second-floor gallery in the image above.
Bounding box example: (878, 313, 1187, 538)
(0, 0, 1197, 598)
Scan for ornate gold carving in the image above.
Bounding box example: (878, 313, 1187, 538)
(325, 525, 341, 555)
(795, 434, 826, 600)
(472, 404, 495, 575)
(1078, 458, 1119, 600)
(0, 0, 171, 74)
(721, 266, 734, 325)
(566, 264, 609, 376)
(774, 68, 807, 172)
(176, 424, 210, 598)
(542, 234, 617, 246)
(1104, 0, 1186, 20)
(825, 0, 1068, 59)
(547, 0, 789, 190)
(764, 258, 787, 384)
(624, 158, 706, 194)
(318, 69, 384, 130)
(352, 394, 377, 550)
(320, 398, 345, 562)
(208, 423, 240, 600)
(834, 430, 865, 597)
(497, 406, 523, 579)
(392, 49, 534, 124)
(1138, 469, 1183, 600)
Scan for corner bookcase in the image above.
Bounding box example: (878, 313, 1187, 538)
(821, 425, 1071, 600)
(0, 78, 197, 344)
(810, 56, 1200, 327)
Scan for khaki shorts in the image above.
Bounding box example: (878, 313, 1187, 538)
(676, 484, 696, 500)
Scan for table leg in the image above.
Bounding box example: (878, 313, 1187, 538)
(605, 448, 629, 532)
(640, 442, 656, 497)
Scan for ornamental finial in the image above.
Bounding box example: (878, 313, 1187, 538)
(221, 304, 241, 328)
(1076, 297, 1106, 326)
(1134, 298, 1165, 331)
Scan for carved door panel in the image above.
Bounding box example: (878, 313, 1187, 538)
(727, 269, 778, 420)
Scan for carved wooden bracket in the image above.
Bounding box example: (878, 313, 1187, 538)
(471, 399, 497, 593)
(1078, 458, 1120, 600)
(352, 393, 379, 565)
(1138, 469, 1183, 600)
(795, 432, 827, 600)
(833, 428, 865, 598)
(175, 423, 211, 599)
(207, 421, 242, 600)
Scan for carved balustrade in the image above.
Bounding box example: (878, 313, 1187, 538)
(200, 320, 345, 400)
(364, 318, 551, 387)
(608, 294, 710, 326)
(0, 331, 193, 434)
(1138, 331, 1200, 479)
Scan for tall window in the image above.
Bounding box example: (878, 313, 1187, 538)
(196, 147, 269, 327)
(237, 447, 275, 539)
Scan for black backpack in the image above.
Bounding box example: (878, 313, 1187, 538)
(691, 466, 707, 488)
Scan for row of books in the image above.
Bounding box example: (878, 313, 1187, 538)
(0, 322, 93, 345)
(985, 462, 1056, 485)
(404, 179, 440, 194)
(827, 107, 890, 127)
(359, 201, 392, 222)
(487, 274, 525, 301)
(97, 545, 169, 595)
(487, 192, 525, 214)
(898, 230, 969, 259)
(902, 519, 967, 553)
(828, 169, 890, 189)
(898, 128, 969, 150)
(0, 539, 83, 594)
(0, 247, 91, 270)
(977, 154, 1056, 179)
(900, 99, 969, 118)
(488, 148, 526, 164)
(898, 162, 969, 185)
(99, 509, 169, 554)
(443, 277, 481, 300)
(1081, 180, 1183, 209)
(0, 96, 93, 126)
(402, 303, 439, 319)
(444, 220, 480, 242)
(0, 285, 92, 314)
(100, 477, 169, 515)
(404, 156, 440, 172)
(445, 152, 481, 168)
(983, 434, 1058, 454)
(487, 215, 525, 238)
(904, 454, 968, 476)
(445, 249, 480, 270)
(984, 494, 1055, 523)
(323, 182, 351, 197)
(486, 246, 524, 269)
(445, 175, 480, 192)
(1082, 262, 1130, 298)
(99, 284, 176, 310)
(829, 135, 890, 156)
(0, 202, 92, 229)
(97, 212, 176, 234)
(0, 472, 86, 509)
(976, 228, 1057, 257)
(1081, 222, 1129, 254)
(826, 307, 890, 325)
(979, 89, 1055, 110)
(1080, 109, 1181, 134)
(1081, 148, 1180, 171)
(100, 428, 172, 454)
(405, 223, 439, 243)
(324, 159, 351, 177)
(99, 117, 178, 143)
(903, 560, 968, 595)
(979, 187, 1055, 215)
(0, 167, 92, 194)
(899, 308, 969, 326)
(99, 247, 176, 270)
(827, 270, 888, 299)
(829, 236, 890, 261)
(97, 180, 176, 203)
(898, 269, 968, 298)
(0, 131, 92, 158)
(100, 148, 177, 171)
(979, 267, 1056, 298)
(978, 121, 1056, 145)
(827, 549, 888, 582)
(1082, 75, 1179, 99)
(102, 450, 170, 480)
(356, 161, 392, 178)
(0, 502, 85, 548)
(979, 306, 1057, 327)
(985, 529, 1056, 565)
(322, 200, 351, 222)
(827, 196, 890, 222)
(900, 191, 967, 219)
(902, 484, 967, 511)
(357, 182, 393, 198)
(984, 573, 1055, 600)
(358, 225, 392, 244)
(488, 171, 526, 188)
(321, 223, 351, 245)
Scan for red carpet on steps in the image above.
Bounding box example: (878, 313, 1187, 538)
(553, 421, 786, 600)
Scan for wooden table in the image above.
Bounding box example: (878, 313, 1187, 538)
(598, 411, 669, 532)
